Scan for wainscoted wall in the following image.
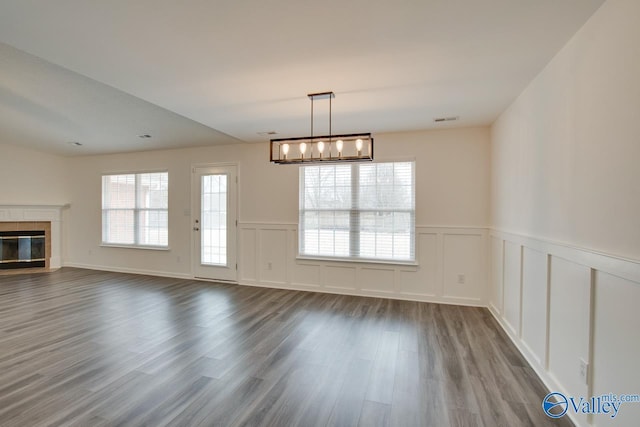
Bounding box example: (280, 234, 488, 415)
(489, 230, 640, 427)
(239, 222, 488, 306)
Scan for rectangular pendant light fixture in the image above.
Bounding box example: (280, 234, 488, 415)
(270, 92, 374, 164)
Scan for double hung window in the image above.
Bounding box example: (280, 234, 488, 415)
(102, 172, 168, 248)
(299, 161, 415, 262)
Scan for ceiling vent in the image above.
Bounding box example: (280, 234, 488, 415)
(434, 116, 459, 123)
(258, 131, 278, 136)
(138, 134, 152, 139)
(68, 141, 83, 146)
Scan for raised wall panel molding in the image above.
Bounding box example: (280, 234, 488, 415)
(489, 236, 505, 315)
(488, 228, 640, 427)
(237, 222, 489, 305)
(520, 247, 549, 368)
(502, 241, 522, 337)
(359, 266, 395, 293)
(442, 233, 485, 301)
(238, 227, 258, 282)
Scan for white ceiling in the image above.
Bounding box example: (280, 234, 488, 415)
(0, 0, 604, 156)
(0, 43, 243, 156)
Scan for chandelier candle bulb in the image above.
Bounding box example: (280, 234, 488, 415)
(269, 91, 373, 164)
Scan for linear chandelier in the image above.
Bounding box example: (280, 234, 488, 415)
(270, 91, 373, 164)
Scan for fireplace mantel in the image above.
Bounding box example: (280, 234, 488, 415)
(0, 205, 68, 269)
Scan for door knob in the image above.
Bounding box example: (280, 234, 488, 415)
(193, 227, 200, 231)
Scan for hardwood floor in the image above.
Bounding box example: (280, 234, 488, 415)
(0, 268, 572, 427)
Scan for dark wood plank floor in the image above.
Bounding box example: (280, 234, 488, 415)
(0, 268, 573, 427)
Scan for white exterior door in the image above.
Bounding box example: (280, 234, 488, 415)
(192, 165, 237, 282)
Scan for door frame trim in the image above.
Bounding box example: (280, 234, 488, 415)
(190, 162, 240, 282)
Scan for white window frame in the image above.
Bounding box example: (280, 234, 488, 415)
(298, 161, 416, 264)
(101, 171, 169, 249)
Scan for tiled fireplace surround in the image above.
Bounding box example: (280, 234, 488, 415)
(0, 205, 64, 271)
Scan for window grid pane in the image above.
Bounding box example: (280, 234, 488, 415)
(137, 209, 168, 246)
(102, 209, 135, 245)
(299, 162, 415, 262)
(102, 172, 169, 247)
(102, 174, 135, 209)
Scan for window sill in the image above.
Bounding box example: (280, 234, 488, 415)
(296, 255, 418, 267)
(100, 244, 170, 251)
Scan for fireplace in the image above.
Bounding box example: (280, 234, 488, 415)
(0, 221, 52, 271)
(0, 206, 63, 271)
(0, 230, 46, 269)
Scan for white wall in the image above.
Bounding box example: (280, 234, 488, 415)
(491, 0, 640, 261)
(0, 143, 69, 205)
(64, 127, 491, 304)
(66, 142, 267, 277)
(490, 1, 640, 426)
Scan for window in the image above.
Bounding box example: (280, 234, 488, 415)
(299, 161, 415, 262)
(102, 172, 168, 248)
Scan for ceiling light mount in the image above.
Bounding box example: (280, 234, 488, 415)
(270, 91, 373, 164)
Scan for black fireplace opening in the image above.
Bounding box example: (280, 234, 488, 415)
(0, 230, 46, 270)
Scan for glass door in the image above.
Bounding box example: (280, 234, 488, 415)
(192, 165, 237, 282)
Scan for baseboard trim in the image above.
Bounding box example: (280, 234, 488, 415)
(63, 262, 192, 280)
(239, 280, 485, 307)
(61, 262, 484, 307)
(488, 308, 583, 427)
